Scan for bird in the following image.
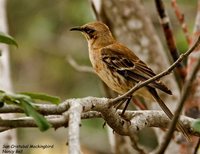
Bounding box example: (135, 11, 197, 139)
(70, 21, 189, 140)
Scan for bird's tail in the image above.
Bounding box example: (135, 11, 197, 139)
(148, 87, 190, 141)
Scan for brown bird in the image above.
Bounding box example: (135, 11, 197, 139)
(70, 21, 189, 139)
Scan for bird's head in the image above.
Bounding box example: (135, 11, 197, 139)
(70, 21, 115, 47)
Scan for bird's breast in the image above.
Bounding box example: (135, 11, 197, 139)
(89, 51, 132, 94)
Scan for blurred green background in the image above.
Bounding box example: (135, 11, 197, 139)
(7, 0, 103, 99)
(6, 0, 197, 153)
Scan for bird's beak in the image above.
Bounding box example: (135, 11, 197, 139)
(70, 27, 83, 32)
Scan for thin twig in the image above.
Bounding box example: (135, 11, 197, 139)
(129, 135, 146, 154)
(154, 48, 200, 154)
(0, 111, 101, 132)
(66, 55, 94, 74)
(193, 0, 200, 42)
(0, 103, 69, 115)
(171, 0, 192, 45)
(194, 138, 200, 154)
(109, 35, 200, 106)
(155, 0, 186, 88)
(90, 0, 100, 21)
(0, 116, 67, 130)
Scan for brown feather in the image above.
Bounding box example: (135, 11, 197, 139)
(101, 44, 172, 95)
(147, 87, 190, 141)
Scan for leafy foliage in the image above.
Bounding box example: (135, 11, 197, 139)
(21, 92, 60, 104)
(0, 91, 61, 131)
(0, 32, 18, 47)
(192, 119, 200, 133)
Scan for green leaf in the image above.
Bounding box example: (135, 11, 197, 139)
(0, 93, 30, 105)
(192, 119, 200, 133)
(0, 32, 18, 47)
(20, 99, 51, 131)
(0, 92, 51, 131)
(21, 92, 60, 105)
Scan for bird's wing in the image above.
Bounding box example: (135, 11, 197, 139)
(101, 45, 172, 95)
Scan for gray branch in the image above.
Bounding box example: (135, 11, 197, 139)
(67, 100, 83, 154)
(0, 97, 199, 137)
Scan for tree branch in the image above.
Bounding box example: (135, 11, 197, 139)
(171, 0, 191, 45)
(66, 55, 94, 74)
(155, 0, 186, 87)
(129, 133, 146, 154)
(67, 101, 83, 154)
(194, 138, 200, 154)
(0, 111, 101, 131)
(153, 48, 200, 154)
(0, 98, 199, 137)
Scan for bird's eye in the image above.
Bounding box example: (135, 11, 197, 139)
(84, 27, 95, 34)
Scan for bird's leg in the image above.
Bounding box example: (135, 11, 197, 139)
(121, 96, 132, 116)
(113, 95, 132, 111)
